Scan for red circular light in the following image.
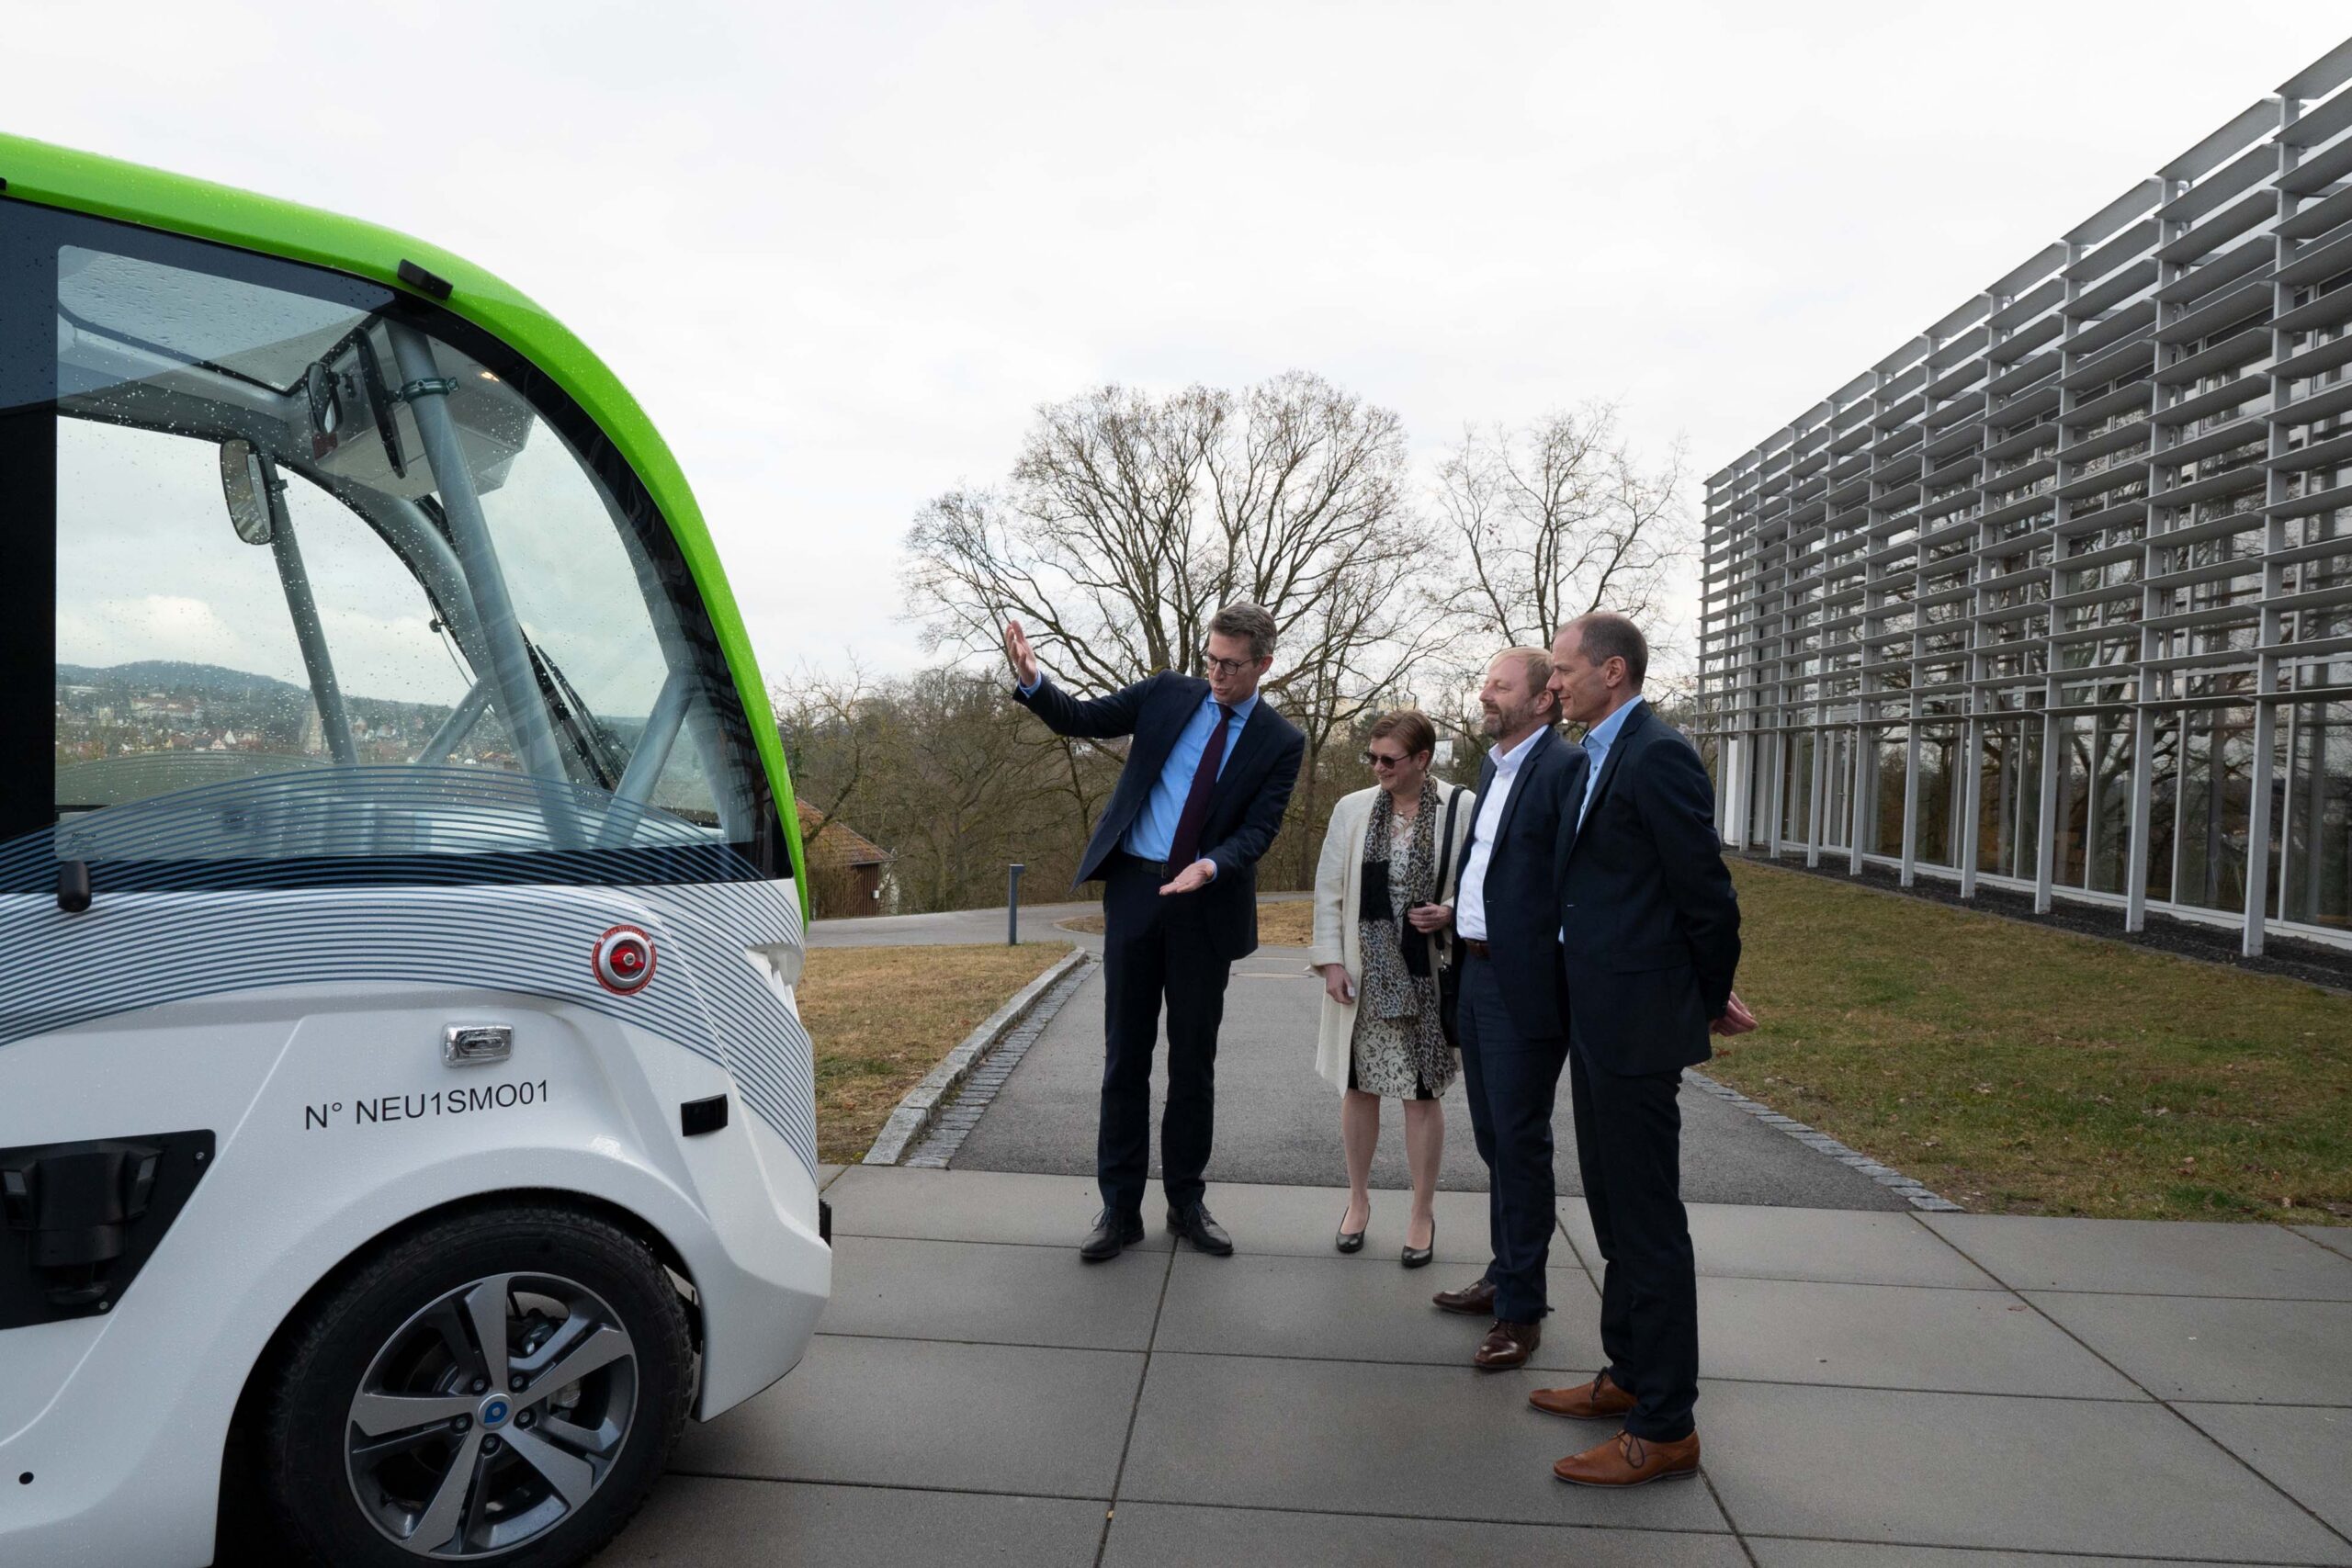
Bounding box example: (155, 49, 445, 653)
(593, 925, 657, 994)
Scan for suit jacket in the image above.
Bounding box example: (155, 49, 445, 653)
(1015, 671, 1306, 961)
(1458, 726, 1586, 1041)
(1554, 701, 1741, 1077)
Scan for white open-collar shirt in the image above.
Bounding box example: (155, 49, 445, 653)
(1453, 725, 1546, 942)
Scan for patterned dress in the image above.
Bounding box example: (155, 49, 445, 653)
(1349, 786, 1457, 1100)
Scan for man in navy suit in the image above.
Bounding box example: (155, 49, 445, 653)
(1532, 611, 1754, 1488)
(1008, 604, 1306, 1260)
(1426, 648, 1588, 1370)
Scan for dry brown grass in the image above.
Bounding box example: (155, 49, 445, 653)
(1056, 898, 1315, 946)
(1707, 862, 2352, 1224)
(798, 942, 1073, 1164)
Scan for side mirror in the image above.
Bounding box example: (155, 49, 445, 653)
(218, 439, 276, 546)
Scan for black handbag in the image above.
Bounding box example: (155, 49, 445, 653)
(1429, 785, 1465, 1048)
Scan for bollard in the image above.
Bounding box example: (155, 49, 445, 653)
(1007, 863, 1026, 945)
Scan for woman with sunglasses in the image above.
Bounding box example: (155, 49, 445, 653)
(1307, 709, 1474, 1267)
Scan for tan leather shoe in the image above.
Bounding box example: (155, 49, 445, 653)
(1553, 1428, 1702, 1487)
(1472, 1318, 1540, 1370)
(1432, 1277, 1498, 1315)
(1530, 1370, 1635, 1421)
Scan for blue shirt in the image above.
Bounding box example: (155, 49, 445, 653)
(1018, 676, 1256, 870)
(1577, 694, 1645, 828)
(1125, 687, 1256, 866)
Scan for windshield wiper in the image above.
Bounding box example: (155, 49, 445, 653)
(527, 642, 626, 793)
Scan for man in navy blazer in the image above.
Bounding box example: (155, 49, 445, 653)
(1532, 611, 1754, 1489)
(1008, 604, 1306, 1260)
(1426, 647, 1588, 1371)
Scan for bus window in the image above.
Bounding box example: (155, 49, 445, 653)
(28, 215, 769, 876)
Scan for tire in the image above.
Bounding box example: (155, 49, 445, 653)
(255, 1204, 692, 1567)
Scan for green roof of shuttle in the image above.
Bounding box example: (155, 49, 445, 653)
(0, 132, 808, 918)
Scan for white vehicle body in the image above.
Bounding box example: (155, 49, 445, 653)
(0, 138, 831, 1567)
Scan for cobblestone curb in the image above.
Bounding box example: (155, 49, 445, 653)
(862, 946, 1092, 1166)
(1683, 1066, 1963, 1213)
(902, 953, 1096, 1168)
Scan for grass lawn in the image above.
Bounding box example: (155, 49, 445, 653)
(1708, 861, 2352, 1224)
(797, 942, 1073, 1164)
(1057, 899, 1314, 946)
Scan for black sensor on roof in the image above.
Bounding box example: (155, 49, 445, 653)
(397, 259, 453, 300)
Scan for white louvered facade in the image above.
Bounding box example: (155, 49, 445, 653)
(1698, 37, 2352, 954)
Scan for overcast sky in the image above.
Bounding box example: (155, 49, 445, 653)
(15, 4, 2350, 687)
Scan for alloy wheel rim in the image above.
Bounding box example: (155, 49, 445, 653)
(345, 1270, 639, 1558)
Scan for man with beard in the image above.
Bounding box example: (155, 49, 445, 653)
(1428, 647, 1586, 1369)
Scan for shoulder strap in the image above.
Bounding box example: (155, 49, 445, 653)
(1432, 784, 1465, 899)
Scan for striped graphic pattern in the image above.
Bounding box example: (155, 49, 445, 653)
(0, 772, 817, 1174)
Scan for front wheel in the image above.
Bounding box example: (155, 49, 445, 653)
(256, 1204, 693, 1566)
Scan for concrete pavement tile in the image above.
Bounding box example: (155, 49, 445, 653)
(1747, 1545, 2255, 1567)
(822, 1235, 1167, 1351)
(605, 1475, 1105, 1566)
(671, 1335, 1140, 1498)
(1699, 1277, 2143, 1399)
(1172, 1182, 1503, 1263)
(1697, 1381, 2352, 1563)
(1921, 1215, 2352, 1299)
(817, 1163, 843, 1190)
(1153, 1250, 1595, 1370)
(1558, 1201, 2001, 1290)
(2178, 1403, 2352, 1538)
(1116, 1351, 1728, 1530)
(2025, 1292, 2352, 1404)
(824, 1166, 1173, 1252)
(2297, 1225, 2352, 1262)
(1102, 1501, 1747, 1566)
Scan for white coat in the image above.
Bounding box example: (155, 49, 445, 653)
(1306, 782, 1476, 1094)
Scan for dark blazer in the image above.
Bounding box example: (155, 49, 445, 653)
(1458, 725, 1587, 1041)
(1554, 701, 1741, 1077)
(1015, 672, 1306, 961)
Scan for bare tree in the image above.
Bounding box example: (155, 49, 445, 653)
(1436, 400, 1691, 652)
(905, 371, 1447, 884)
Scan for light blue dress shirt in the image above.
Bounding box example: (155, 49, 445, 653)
(1577, 694, 1646, 828)
(1125, 688, 1256, 865)
(1018, 676, 1256, 869)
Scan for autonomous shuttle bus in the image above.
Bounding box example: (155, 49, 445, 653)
(0, 136, 831, 1567)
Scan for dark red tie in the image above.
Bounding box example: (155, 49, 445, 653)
(1166, 705, 1235, 870)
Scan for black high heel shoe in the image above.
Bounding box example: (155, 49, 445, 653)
(1335, 1204, 1369, 1254)
(1401, 1215, 1435, 1269)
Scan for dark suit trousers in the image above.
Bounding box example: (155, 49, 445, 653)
(1098, 852, 1233, 1217)
(1454, 950, 1567, 1324)
(1567, 1043, 1700, 1441)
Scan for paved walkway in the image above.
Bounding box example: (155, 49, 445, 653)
(629, 906, 2352, 1565)
(610, 1166, 2352, 1566)
(952, 948, 1908, 1209)
(819, 908, 1908, 1209)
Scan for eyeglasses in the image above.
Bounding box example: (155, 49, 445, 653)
(1360, 751, 1410, 770)
(1198, 649, 1258, 679)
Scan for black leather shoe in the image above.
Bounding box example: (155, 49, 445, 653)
(1335, 1202, 1368, 1254)
(1080, 1208, 1145, 1262)
(1401, 1215, 1435, 1269)
(1167, 1201, 1235, 1256)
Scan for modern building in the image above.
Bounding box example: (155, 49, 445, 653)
(1698, 36, 2352, 954)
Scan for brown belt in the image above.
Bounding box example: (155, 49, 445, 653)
(1460, 939, 1492, 959)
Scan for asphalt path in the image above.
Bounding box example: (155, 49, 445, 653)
(808, 902, 1105, 950)
(946, 942, 1910, 1212)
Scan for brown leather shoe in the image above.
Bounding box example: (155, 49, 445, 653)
(1432, 1277, 1498, 1316)
(1553, 1428, 1702, 1487)
(1530, 1370, 1636, 1421)
(1472, 1318, 1541, 1370)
